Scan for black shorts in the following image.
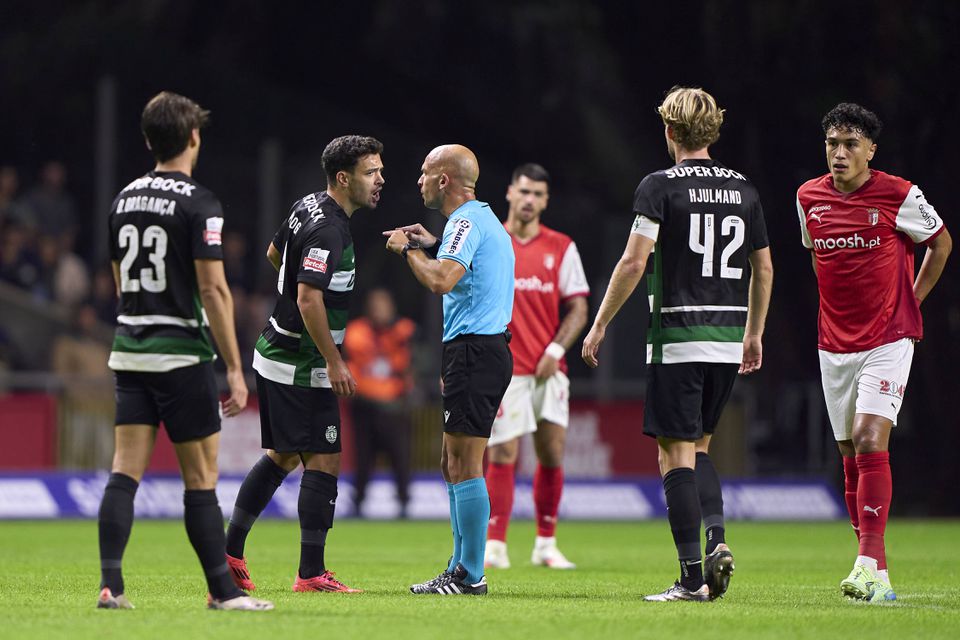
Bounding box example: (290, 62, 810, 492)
(256, 373, 342, 454)
(441, 333, 513, 438)
(643, 362, 739, 441)
(114, 362, 221, 443)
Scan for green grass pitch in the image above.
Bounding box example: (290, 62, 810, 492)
(2, 519, 958, 639)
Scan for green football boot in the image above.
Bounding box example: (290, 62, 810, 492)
(840, 562, 876, 600)
(867, 577, 897, 603)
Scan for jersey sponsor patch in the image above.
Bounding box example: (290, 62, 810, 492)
(445, 218, 473, 255)
(203, 217, 224, 245)
(303, 247, 330, 272)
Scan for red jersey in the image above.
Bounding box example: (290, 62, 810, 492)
(796, 170, 946, 353)
(506, 224, 589, 374)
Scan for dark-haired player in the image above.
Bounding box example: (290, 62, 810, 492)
(583, 86, 773, 601)
(98, 91, 272, 611)
(484, 163, 588, 571)
(225, 135, 384, 594)
(797, 103, 951, 602)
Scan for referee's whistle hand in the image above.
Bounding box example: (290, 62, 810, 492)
(384, 229, 408, 254)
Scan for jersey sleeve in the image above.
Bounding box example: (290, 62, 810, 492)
(632, 175, 666, 223)
(896, 184, 945, 243)
(630, 215, 661, 240)
(558, 241, 590, 298)
(296, 224, 343, 290)
(749, 198, 770, 251)
(189, 192, 225, 260)
(796, 192, 813, 249)
(437, 214, 480, 270)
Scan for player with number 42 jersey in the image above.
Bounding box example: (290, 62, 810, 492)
(635, 159, 769, 364)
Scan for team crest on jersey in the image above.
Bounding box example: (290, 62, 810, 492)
(544, 254, 555, 269)
(203, 217, 224, 245)
(303, 247, 329, 273)
(866, 208, 880, 226)
(325, 425, 338, 443)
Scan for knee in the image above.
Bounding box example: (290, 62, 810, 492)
(182, 467, 218, 491)
(852, 430, 884, 454)
(538, 443, 564, 467)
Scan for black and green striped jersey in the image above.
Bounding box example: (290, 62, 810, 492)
(632, 159, 768, 364)
(107, 170, 224, 372)
(253, 191, 355, 388)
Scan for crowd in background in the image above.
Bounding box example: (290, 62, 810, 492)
(0, 160, 279, 373)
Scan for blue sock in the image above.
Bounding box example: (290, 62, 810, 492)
(453, 478, 490, 584)
(446, 482, 461, 572)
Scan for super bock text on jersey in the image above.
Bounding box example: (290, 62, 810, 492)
(252, 192, 355, 388)
(107, 171, 225, 371)
(633, 159, 768, 364)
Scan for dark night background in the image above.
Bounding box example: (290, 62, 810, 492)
(2, 1, 958, 512)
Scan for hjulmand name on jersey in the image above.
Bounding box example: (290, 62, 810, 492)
(688, 188, 742, 204)
(665, 166, 747, 180)
(515, 275, 555, 293)
(122, 176, 197, 196)
(813, 233, 881, 251)
(115, 195, 176, 216)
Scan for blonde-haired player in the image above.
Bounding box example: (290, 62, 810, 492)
(583, 86, 773, 601)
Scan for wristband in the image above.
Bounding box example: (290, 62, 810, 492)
(544, 342, 565, 360)
(401, 242, 421, 259)
(423, 241, 439, 259)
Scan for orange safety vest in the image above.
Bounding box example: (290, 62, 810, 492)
(343, 317, 416, 402)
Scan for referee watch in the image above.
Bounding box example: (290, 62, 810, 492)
(401, 241, 422, 259)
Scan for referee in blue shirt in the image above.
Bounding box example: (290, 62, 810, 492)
(385, 144, 514, 595)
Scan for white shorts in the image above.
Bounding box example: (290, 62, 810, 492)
(488, 372, 570, 447)
(818, 338, 914, 441)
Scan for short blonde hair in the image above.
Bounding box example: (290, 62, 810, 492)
(657, 86, 725, 151)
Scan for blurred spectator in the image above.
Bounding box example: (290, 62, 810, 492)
(20, 161, 77, 240)
(0, 221, 43, 293)
(223, 230, 254, 293)
(51, 304, 113, 468)
(0, 165, 34, 230)
(343, 288, 417, 518)
(36, 233, 90, 305)
(89, 264, 117, 325)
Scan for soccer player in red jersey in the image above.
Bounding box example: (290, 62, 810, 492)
(483, 164, 589, 570)
(796, 103, 952, 602)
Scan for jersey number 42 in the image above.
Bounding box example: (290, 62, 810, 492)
(688, 213, 744, 279)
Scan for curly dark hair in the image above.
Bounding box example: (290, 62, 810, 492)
(322, 135, 384, 182)
(821, 103, 883, 141)
(141, 92, 210, 162)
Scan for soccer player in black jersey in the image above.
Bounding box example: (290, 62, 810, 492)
(583, 87, 773, 601)
(224, 136, 384, 594)
(97, 92, 272, 611)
